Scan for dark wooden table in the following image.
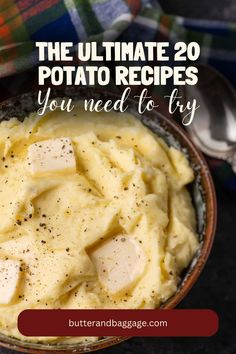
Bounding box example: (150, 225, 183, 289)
(1, 1, 236, 354)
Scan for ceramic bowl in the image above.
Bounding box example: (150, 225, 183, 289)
(0, 88, 217, 353)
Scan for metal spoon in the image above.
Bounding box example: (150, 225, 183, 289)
(181, 64, 236, 173)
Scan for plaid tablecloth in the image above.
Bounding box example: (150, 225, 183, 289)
(1, 0, 236, 83)
(0, 0, 236, 192)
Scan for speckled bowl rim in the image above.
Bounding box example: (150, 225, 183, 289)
(0, 88, 217, 353)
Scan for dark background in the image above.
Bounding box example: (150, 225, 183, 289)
(160, 0, 236, 21)
(1, 1, 236, 354)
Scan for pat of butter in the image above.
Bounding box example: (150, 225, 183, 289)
(27, 137, 76, 175)
(90, 236, 146, 294)
(0, 259, 20, 305)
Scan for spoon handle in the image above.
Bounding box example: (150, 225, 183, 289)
(226, 155, 236, 174)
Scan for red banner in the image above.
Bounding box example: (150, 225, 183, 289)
(18, 309, 218, 337)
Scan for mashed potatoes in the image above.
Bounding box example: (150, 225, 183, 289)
(0, 103, 199, 343)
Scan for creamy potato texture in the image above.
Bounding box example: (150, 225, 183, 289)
(0, 103, 199, 343)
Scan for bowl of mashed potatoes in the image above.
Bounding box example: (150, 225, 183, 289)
(0, 88, 216, 353)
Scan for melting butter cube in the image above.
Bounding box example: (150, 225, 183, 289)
(0, 259, 20, 305)
(27, 137, 76, 175)
(90, 236, 146, 294)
